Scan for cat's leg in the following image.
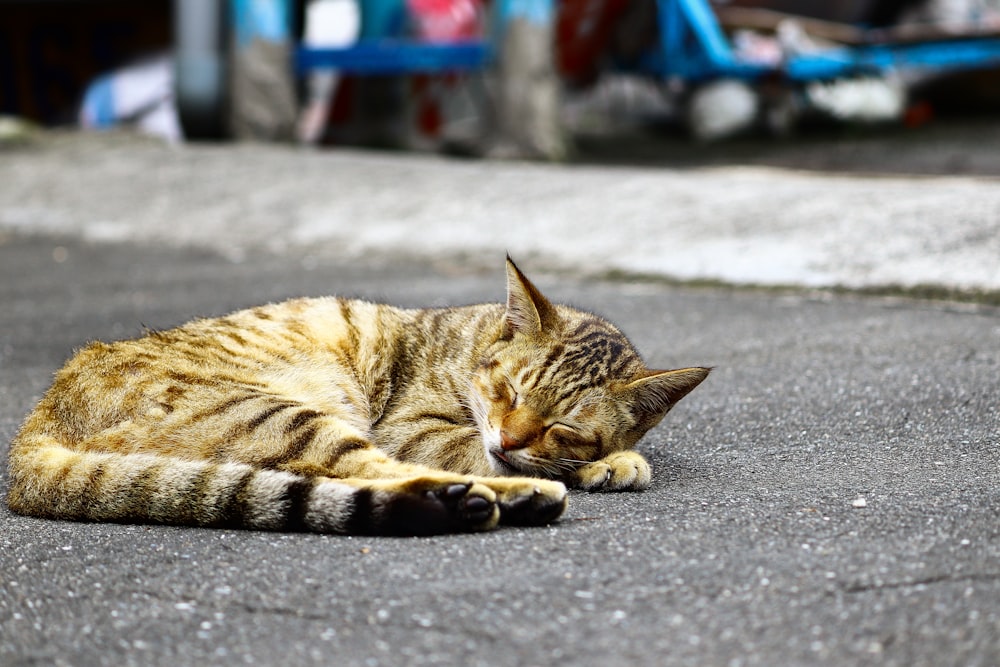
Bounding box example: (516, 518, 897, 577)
(568, 450, 651, 492)
(254, 414, 564, 528)
(291, 439, 567, 527)
(227, 415, 502, 533)
(334, 442, 568, 526)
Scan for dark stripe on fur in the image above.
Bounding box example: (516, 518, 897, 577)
(180, 464, 218, 525)
(403, 412, 463, 426)
(49, 457, 78, 498)
(279, 477, 316, 532)
(344, 488, 374, 534)
(536, 343, 567, 386)
(259, 425, 320, 469)
(76, 463, 107, 519)
(165, 370, 219, 387)
(247, 402, 297, 432)
(216, 469, 257, 528)
(321, 437, 371, 469)
(222, 330, 249, 347)
(566, 320, 592, 339)
(284, 409, 323, 434)
(338, 300, 361, 352)
(391, 422, 464, 464)
(554, 379, 597, 408)
(189, 393, 257, 424)
(124, 462, 164, 523)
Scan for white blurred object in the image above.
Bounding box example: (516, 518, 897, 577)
(562, 74, 676, 133)
(776, 19, 834, 56)
(900, 0, 1000, 27)
(687, 79, 759, 141)
(79, 54, 181, 142)
(732, 30, 783, 65)
(304, 0, 361, 45)
(298, 0, 361, 144)
(806, 76, 905, 123)
(0, 116, 41, 145)
(731, 20, 833, 66)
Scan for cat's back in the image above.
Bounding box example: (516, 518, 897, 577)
(18, 296, 411, 445)
(177, 296, 409, 355)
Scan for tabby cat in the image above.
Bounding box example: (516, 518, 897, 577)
(7, 258, 708, 535)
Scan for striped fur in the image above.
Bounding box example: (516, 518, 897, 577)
(7, 259, 708, 535)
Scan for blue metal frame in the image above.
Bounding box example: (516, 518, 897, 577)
(643, 0, 1000, 82)
(294, 0, 1000, 85)
(295, 0, 553, 75)
(295, 41, 490, 75)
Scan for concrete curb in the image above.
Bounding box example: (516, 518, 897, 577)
(2, 132, 998, 296)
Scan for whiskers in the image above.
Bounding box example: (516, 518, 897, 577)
(555, 456, 590, 468)
(515, 452, 588, 478)
(459, 384, 489, 430)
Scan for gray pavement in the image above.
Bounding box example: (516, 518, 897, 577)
(1, 234, 998, 667)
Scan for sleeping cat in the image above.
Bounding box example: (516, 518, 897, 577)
(7, 258, 708, 535)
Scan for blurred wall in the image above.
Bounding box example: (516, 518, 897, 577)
(0, 0, 172, 124)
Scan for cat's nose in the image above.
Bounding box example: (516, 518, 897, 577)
(499, 430, 526, 451)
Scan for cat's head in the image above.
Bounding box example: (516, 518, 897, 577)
(469, 257, 709, 479)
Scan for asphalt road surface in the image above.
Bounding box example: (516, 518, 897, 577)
(1, 234, 998, 666)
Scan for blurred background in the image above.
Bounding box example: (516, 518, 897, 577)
(4, 0, 1000, 158)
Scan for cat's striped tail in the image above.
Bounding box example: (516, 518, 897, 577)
(6, 436, 500, 535)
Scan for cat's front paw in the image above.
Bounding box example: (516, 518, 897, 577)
(483, 478, 568, 526)
(570, 451, 651, 492)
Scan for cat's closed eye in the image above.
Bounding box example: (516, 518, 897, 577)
(505, 380, 519, 407)
(547, 424, 588, 448)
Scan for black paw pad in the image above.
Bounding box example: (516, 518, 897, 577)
(373, 482, 495, 536)
(443, 483, 471, 499)
(499, 488, 567, 526)
(424, 483, 494, 525)
(461, 493, 495, 524)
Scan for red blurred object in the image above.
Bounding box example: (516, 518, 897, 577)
(413, 74, 444, 135)
(903, 100, 934, 127)
(407, 0, 482, 41)
(556, 0, 631, 85)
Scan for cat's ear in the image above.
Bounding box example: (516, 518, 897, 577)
(624, 367, 711, 424)
(503, 256, 560, 337)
